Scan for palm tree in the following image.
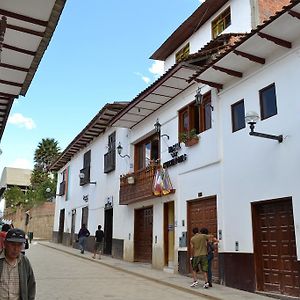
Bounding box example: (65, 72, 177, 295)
(34, 138, 61, 171)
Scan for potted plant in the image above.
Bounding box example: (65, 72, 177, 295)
(179, 128, 199, 147)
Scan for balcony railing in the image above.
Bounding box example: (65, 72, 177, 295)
(119, 163, 159, 205)
(80, 167, 90, 186)
(58, 181, 66, 196)
(104, 150, 115, 173)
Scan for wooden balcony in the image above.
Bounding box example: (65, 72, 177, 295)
(58, 181, 66, 196)
(104, 150, 115, 173)
(80, 167, 90, 186)
(119, 163, 159, 205)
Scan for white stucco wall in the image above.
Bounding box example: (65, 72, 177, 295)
(164, 0, 252, 70)
(219, 40, 300, 257)
(53, 127, 130, 239)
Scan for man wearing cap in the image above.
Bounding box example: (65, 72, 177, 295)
(0, 228, 36, 299)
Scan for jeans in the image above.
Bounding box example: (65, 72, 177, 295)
(78, 236, 87, 252)
(207, 253, 214, 283)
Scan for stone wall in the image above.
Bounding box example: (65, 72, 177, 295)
(3, 202, 55, 240)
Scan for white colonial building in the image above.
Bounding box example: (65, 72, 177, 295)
(52, 0, 300, 298)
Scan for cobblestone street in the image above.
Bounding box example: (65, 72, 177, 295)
(27, 243, 206, 300)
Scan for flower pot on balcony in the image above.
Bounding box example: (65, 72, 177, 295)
(185, 137, 199, 147)
(127, 176, 135, 185)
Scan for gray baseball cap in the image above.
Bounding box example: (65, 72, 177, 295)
(5, 228, 26, 243)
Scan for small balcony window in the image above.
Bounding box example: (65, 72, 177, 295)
(178, 91, 212, 141)
(104, 132, 116, 173)
(260, 83, 277, 120)
(231, 100, 245, 132)
(80, 150, 91, 186)
(58, 181, 66, 196)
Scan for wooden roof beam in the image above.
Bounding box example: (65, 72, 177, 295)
(3, 43, 36, 56)
(289, 10, 300, 20)
(7, 23, 44, 37)
(212, 65, 243, 78)
(0, 91, 17, 98)
(194, 78, 223, 89)
(0, 9, 48, 27)
(233, 50, 265, 64)
(0, 63, 29, 73)
(257, 32, 292, 48)
(0, 79, 23, 87)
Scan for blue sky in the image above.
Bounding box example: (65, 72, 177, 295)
(1, 0, 201, 172)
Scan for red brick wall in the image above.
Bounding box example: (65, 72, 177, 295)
(258, 0, 291, 23)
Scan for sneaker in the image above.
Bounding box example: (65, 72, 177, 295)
(203, 282, 209, 289)
(190, 281, 198, 287)
(208, 282, 212, 287)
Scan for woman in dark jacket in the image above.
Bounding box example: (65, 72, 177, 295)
(77, 224, 90, 254)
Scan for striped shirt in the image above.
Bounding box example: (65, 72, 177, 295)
(0, 251, 20, 300)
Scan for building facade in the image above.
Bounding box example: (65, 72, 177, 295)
(52, 0, 300, 298)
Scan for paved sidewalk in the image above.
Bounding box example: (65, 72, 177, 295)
(38, 241, 272, 300)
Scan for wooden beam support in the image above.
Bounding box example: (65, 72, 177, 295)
(0, 9, 48, 27)
(194, 78, 223, 89)
(212, 65, 243, 78)
(233, 50, 265, 64)
(0, 79, 23, 87)
(0, 63, 29, 73)
(289, 10, 300, 20)
(7, 23, 44, 37)
(3, 43, 36, 56)
(257, 32, 292, 48)
(0, 91, 17, 98)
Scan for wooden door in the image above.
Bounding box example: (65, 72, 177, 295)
(134, 207, 153, 262)
(58, 209, 65, 244)
(81, 206, 88, 227)
(70, 210, 76, 245)
(252, 198, 300, 297)
(104, 208, 113, 255)
(187, 196, 218, 280)
(164, 202, 175, 266)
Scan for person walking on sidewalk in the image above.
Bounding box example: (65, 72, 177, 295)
(201, 228, 217, 287)
(92, 225, 104, 259)
(78, 224, 90, 254)
(190, 227, 218, 289)
(0, 228, 36, 299)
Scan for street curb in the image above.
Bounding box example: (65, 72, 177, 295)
(39, 242, 221, 300)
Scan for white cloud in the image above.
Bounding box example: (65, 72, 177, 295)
(9, 158, 33, 170)
(8, 113, 36, 129)
(149, 60, 164, 79)
(135, 72, 151, 84)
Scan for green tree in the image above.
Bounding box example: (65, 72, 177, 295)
(31, 138, 60, 188)
(33, 138, 61, 171)
(3, 186, 26, 208)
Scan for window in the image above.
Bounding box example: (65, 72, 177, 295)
(260, 83, 277, 120)
(80, 150, 91, 186)
(178, 91, 212, 140)
(134, 134, 159, 171)
(81, 206, 88, 227)
(176, 43, 190, 63)
(104, 132, 116, 173)
(212, 7, 231, 39)
(58, 168, 68, 196)
(231, 100, 245, 132)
